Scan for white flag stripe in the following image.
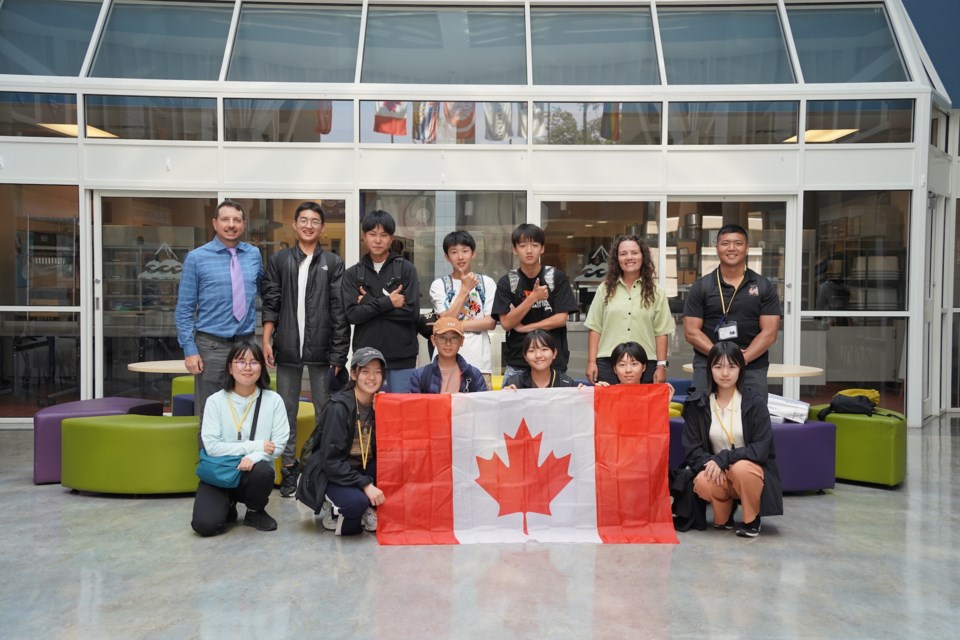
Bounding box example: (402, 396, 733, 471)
(451, 389, 601, 544)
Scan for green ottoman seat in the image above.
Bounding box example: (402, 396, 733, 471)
(62, 415, 200, 494)
(274, 401, 315, 485)
(808, 404, 906, 487)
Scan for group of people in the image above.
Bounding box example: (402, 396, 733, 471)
(179, 199, 783, 539)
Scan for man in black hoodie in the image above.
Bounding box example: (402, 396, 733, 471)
(343, 210, 420, 393)
(262, 202, 349, 497)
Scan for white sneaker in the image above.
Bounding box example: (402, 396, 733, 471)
(322, 512, 343, 535)
(361, 507, 378, 532)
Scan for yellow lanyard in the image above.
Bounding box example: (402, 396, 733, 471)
(716, 270, 745, 317)
(355, 390, 372, 470)
(712, 392, 739, 448)
(228, 392, 256, 441)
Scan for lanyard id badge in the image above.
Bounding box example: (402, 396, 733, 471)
(717, 320, 738, 341)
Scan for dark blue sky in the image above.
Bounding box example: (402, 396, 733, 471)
(903, 0, 960, 106)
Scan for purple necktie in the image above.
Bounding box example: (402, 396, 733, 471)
(227, 247, 245, 322)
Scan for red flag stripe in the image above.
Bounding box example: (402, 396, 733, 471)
(594, 385, 677, 544)
(376, 394, 457, 545)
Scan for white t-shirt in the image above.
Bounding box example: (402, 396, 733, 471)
(297, 253, 314, 357)
(429, 274, 497, 374)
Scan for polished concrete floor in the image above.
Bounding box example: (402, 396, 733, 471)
(2, 417, 958, 639)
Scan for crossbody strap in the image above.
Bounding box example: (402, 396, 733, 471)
(248, 390, 263, 441)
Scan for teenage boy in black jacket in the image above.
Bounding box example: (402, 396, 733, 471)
(262, 202, 349, 497)
(343, 210, 421, 393)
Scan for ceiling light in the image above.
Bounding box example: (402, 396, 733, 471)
(36, 123, 118, 138)
(783, 129, 859, 143)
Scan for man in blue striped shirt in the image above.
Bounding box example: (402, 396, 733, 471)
(176, 199, 264, 420)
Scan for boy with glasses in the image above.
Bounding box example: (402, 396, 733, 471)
(262, 202, 349, 497)
(408, 318, 487, 394)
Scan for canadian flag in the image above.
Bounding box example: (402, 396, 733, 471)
(376, 385, 677, 545)
(373, 101, 408, 136)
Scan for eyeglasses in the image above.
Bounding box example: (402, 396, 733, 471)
(297, 218, 324, 227)
(232, 360, 261, 369)
(435, 334, 462, 344)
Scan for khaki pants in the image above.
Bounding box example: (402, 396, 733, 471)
(693, 460, 765, 525)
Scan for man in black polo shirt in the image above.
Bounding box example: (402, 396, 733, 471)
(682, 223, 780, 399)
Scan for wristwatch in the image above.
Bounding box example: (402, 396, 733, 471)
(656, 360, 668, 368)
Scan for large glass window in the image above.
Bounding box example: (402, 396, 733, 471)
(659, 7, 794, 84)
(360, 101, 526, 144)
(0, 93, 78, 137)
(85, 96, 217, 141)
(230, 198, 346, 264)
(530, 8, 658, 85)
(0, 184, 79, 307)
(801, 190, 909, 313)
(0, 312, 80, 415)
(801, 99, 913, 143)
(800, 317, 905, 414)
(91, 1, 233, 80)
(787, 5, 908, 83)
(0, 0, 101, 76)
(533, 103, 661, 145)
(359, 190, 525, 307)
(224, 99, 353, 143)
(228, 4, 361, 82)
(361, 7, 526, 84)
(668, 102, 798, 145)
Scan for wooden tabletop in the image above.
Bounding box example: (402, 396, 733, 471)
(127, 360, 190, 374)
(681, 363, 824, 378)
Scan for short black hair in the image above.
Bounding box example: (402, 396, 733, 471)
(522, 328, 557, 354)
(295, 201, 325, 224)
(511, 223, 545, 247)
(716, 224, 748, 243)
(216, 199, 245, 220)
(443, 230, 476, 254)
(223, 340, 271, 391)
(706, 341, 746, 395)
(361, 210, 396, 235)
(610, 341, 649, 368)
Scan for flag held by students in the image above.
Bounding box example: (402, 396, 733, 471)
(376, 385, 677, 545)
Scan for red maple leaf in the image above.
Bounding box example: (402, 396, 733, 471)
(474, 419, 573, 535)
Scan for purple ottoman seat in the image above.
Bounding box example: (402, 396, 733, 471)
(33, 397, 163, 484)
(172, 394, 195, 417)
(771, 420, 836, 493)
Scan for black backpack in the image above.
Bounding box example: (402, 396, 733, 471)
(817, 394, 895, 421)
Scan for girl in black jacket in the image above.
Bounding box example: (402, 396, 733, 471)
(682, 341, 782, 538)
(317, 347, 387, 535)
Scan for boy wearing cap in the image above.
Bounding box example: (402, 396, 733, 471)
(408, 318, 487, 394)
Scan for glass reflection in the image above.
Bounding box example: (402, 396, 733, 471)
(802, 191, 909, 312)
(224, 99, 353, 143)
(800, 317, 905, 414)
(0, 92, 77, 137)
(0, 184, 79, 307)
(530, 9, 659, 85)
(669, 102, 798, 145)
(85, 95, 217, 141)
(0, 0, 101, 76)
(360, 101, 526, 144)
(804, 100, 913, 144)
(533, 103, 660, 145)
(0, 312, 80, 416)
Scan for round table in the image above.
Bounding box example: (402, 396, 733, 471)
(681, 363, 823, 378)
(128, 360, 190, 374)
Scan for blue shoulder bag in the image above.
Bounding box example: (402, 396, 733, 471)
(196, 392, 263, 488)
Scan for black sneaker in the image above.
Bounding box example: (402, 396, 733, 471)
(713, 515, 735, 530)
(243, 509, 278, 532)
(736, 517, 761, 538)
(280, 461, 299, 498)
(226, 502, 238, 523)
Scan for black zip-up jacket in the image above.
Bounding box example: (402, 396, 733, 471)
(343, 252, 420, 369)
(261, 243, 349, 367)
(316, 390, 375, 501)
(682, 390, 783, 517)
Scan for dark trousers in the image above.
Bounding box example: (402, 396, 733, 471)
(191, 461, 275, 537)
(596, 356, 655, 385)
(194, 332, 251, 422)
(325, 460, 377, 536)
(276, 363, 331, 466)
